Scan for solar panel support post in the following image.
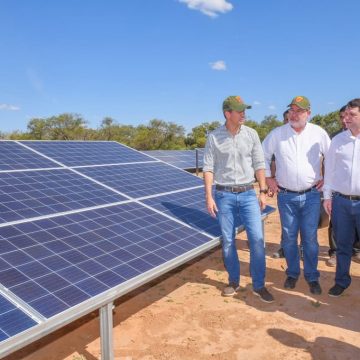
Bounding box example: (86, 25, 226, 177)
(195, 149, 199, 176)
(100, 302, 114, 360)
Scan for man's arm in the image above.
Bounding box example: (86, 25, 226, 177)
(323, 138, 336, 215)
(255, 168, 266, 211)
(262, 133, 279, 196)
(204, 171, 218, 218)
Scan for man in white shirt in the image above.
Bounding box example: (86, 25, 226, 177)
(262, 96, 330, 295)
(323, 98, 360, 297)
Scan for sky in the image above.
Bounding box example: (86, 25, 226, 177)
(1, 0, 360, 134)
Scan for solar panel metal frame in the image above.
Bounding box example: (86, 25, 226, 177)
(142, 149, 204, 170)
(0, 140, 276, 359)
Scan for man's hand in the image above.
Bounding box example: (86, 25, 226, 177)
(206, 196, 218, 218)
(266, 177, 278, 197)
(258, 192, 266, 211)
(315, 179, 324, 190)
(323, 199, 332, 216)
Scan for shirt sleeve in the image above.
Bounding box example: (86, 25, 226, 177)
(203, 133, 214, 173)
(262, 130, 276, 177)
(321, 129, 331, 156)
(251, 130, 265, 171)
(323, 139, 336, 199)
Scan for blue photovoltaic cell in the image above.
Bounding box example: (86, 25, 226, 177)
(142, 187, 222, 236)
(142, 187, 276, 237)
(0, 141, 60, 171)
(77, 162, 203, 198)
(20, 141, 155, 167)
(0, 202, 211, 319)
(0, 169, 126, 224)
(0, 294, 37, 341)
(143, 149, 204, 170)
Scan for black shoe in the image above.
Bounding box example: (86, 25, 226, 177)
(284, 277, 297, 289)
(308, 281, 322, 295)
(253, 287, 274, 303)
(328, 284, 345, 297)
(272, 248, 285, 259)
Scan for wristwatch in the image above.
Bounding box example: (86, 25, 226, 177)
(259, 189, 268, 194)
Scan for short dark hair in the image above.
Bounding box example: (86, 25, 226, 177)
(283, 109, 290, 119)
(347, 98, 360, 110)
(339, 105, 347, 113)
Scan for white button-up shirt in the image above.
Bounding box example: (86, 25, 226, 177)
(262, 122, 330, 191)
(323, 130, 360, 199)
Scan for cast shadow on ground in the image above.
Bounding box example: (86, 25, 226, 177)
(234, 237, 360, 333)
(267, 328, 360, 359)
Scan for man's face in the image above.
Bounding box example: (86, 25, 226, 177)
(288, 104, 309, 129)
(339, 111, 347, 129)
(226, 110, 246, 127)
(345, 107, 360, 130)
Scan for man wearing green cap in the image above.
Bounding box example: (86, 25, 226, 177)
(203, 95, 274, 303)
(262, 96, 330, 295)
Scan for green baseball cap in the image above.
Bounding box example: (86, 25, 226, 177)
(223, 96, 252, 112)
(288, 96, 311, 110)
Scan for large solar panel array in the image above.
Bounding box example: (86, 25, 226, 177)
(143, 149, 204, 170)
(0, 140, 274, 357)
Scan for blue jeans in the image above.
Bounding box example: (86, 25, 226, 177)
(277, 188, 320, 282)
(332, 194, 360, 288)
(215, 189, 265, 290)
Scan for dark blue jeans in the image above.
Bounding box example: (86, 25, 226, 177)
(277, 188, 321, 282)
(332, 194, 360, 288)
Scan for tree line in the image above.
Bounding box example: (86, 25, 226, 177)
(0, 110, 342, 150)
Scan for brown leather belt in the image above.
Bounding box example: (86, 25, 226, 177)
(337, 193, 360, 201)
(215, 184, 254, 193)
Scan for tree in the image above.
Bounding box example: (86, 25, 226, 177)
(186, 121, 222, 148)
(48, 113, 88, 140)
(311, 111, 340, 136)
(132, 119, 186, 150)
(99, 117, 118, 141)
(258, 115, 283, 141)
(27, 118, 51, 139)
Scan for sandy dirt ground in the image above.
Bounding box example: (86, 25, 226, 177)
(4, 194, 360, 360)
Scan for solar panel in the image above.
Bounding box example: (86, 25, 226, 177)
(0, 169, 127, 224)
(143, 149, 204, 170)
(77, 162, 203, 198)
(20, 141, 156, 167)
(0, 294, 37, 341)
(0, 140, 275, 358)
(0, 141, 60, 171)
(0, 202, 211, 319)
(141, 187, 220, 236)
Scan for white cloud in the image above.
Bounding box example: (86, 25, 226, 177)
(253, 101, 261, 106)
(179, 0, 233, 18)
(210, 60, 227, 71)
(268, 105, 276, 110)
(0, 103, 20, 111)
